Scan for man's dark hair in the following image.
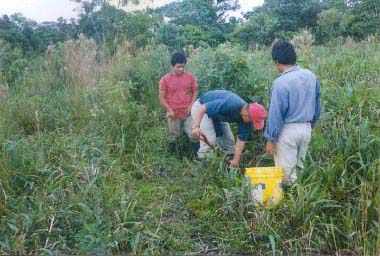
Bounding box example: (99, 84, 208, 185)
(171, 52, 187, 66)
(272, 41, 297, 65)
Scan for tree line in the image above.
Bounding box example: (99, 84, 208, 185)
(0, 0, 379, 86)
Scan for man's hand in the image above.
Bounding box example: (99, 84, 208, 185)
(191, 126, 201, 139)
(167, 109, 175, 119)
(228, 139, 245, 168)
(229, 158, 240, 168)
(266, 141, 276, 155)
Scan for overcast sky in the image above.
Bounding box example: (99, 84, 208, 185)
(0, 0, 264, 22)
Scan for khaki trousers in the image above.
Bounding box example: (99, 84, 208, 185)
(274, 123, 312, 184)
(167, 115, 192, 141)
(191, 100, 235, 158)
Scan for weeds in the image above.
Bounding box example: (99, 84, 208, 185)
(0, 38, 379, 254)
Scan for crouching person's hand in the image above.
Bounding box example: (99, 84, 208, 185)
(229, 158, 240, 168)
(191, 126, 201, 139)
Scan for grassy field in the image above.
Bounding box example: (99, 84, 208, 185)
(0, 38, 379, 255)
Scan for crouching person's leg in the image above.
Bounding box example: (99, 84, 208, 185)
(197, 115, 216, 158)
(191, 100, 216, 159)
(183, 115, 200, 155)
(216, 122, 235, 155)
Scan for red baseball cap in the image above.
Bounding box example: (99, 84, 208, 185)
(248, 103, 267, 130)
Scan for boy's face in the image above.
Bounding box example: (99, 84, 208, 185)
(173, 63, 185, 75)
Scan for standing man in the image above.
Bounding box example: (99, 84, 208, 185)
(159, 52, 198, 151)
(191, 90, 267, 167)
(265, 41, 321, 184)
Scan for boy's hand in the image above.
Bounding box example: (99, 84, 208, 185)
(167, 109, 175, 119)
(186, 106, 192, 115)
(266, 141, 276, 155)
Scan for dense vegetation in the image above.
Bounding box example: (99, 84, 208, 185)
(0, 0, 379, 255)
(1, 0, 379, 86)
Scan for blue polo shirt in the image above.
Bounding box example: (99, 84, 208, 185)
(199, 90, 252, 141)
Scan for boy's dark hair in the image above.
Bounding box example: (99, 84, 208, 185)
(272, 41, 297, 65)
(171, 52, 187, 66)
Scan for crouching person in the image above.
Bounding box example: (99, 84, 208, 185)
(159, 52, 198, 152)
(191, 90, 267, 167)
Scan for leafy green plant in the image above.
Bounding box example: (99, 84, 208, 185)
(0, 37, 379, 255)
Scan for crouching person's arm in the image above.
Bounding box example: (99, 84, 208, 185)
(229, 138, 245, 168)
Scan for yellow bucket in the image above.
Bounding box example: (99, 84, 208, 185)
(245, 167, 284, 207)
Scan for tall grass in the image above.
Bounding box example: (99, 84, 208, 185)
(0, 36, 379, 254)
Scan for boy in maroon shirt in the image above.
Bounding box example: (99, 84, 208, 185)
(159, 52, 198, 151)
